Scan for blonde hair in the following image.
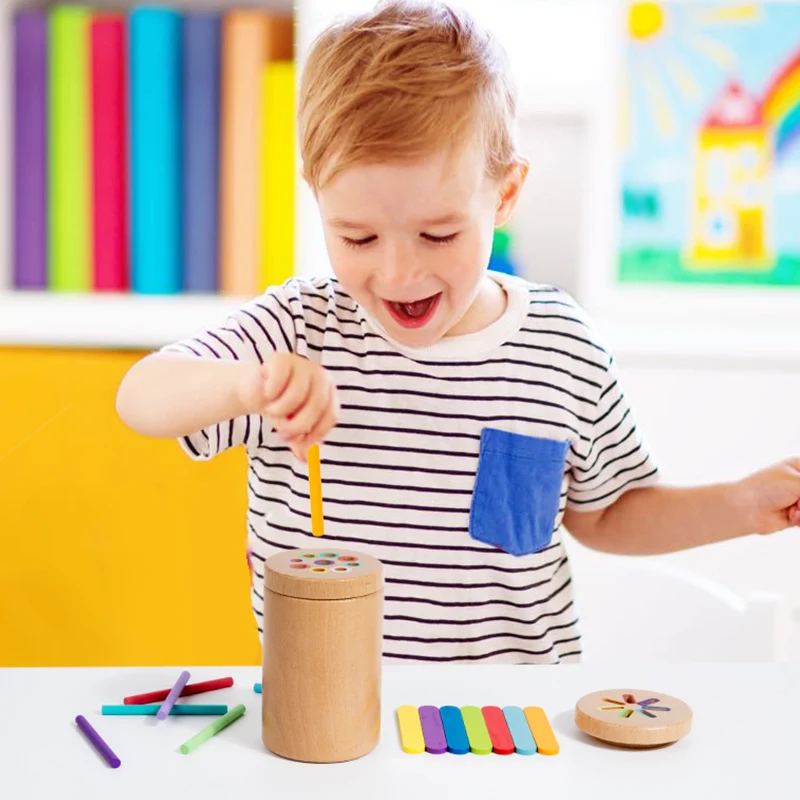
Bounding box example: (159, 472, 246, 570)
(298, 0, 520, 191)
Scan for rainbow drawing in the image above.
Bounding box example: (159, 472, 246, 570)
(619, 2, 800, 286)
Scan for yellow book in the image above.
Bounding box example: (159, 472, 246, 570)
(260, 60, 295, 291)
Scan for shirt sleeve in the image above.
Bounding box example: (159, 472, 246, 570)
(566, 356, 660, 512)
(159, 288, 297, 461)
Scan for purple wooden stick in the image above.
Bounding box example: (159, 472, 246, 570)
(75, 715, 121, 768)
(13, 10, 48, 288)
(419, 705, 447, 755)
(157, 670, 191, 720)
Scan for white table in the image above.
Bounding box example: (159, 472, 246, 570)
(1, 663, 797, 799)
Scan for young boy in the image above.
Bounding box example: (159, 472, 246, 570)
(116, 0, 800, 664)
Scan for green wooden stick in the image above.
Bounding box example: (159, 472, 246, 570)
(179, 704, 246, 754)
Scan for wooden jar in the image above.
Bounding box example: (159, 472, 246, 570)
(261, 548, 384, 763)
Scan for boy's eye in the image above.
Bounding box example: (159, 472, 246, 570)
(342, 235, 377, 248)
(421, 232, 459, 245)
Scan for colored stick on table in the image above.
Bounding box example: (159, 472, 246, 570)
(396, 705, 425, 754)
(75, 715, 121, 768)
(254, 683, 262, 693)
(157, 670, 190, 720)
(523, 706, 559, 755)
(482, 706, 515, 755)
(124, 676, 233, 705)
(180, 703, 246, 754)
(502, 706, 537, 755)
(307, 444, 324, 537)
(103, 704, 228, 716)
(419, 706, 447, 755)
(439, 705, 470, 755)
(461, 706, 493, 755)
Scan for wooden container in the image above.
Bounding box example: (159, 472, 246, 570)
(261, 548, 384, 763)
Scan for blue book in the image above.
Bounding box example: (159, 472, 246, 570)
(129, 7, 182, 294)
(182, 12, 220, 293)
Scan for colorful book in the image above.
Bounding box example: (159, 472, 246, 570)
(219, 10, 269, 296)
(91, 14, 129, 291)
(129, 7, 182, 294)
(13, 10, 48, 289)
(260, 61, 296, 290)
(182, 12, 221, 293)
(48, 5, 92, 292)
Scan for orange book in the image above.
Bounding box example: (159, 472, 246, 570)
(219, 12, 293, 296)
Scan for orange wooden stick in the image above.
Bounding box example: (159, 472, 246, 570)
(308, 444, 324, 537)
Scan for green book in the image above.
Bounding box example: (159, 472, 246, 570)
(48, 6, 91, 291)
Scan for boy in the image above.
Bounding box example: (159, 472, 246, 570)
(116, 1, 800, 664)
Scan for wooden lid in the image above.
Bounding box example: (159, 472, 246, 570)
(264, 548, 384, 600)
(574, 689, 692, 748)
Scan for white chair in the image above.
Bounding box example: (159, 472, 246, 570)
(565, 541, 790, 663)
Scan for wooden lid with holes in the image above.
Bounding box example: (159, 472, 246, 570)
(574, 689, 692, 748)
(264, 548, 384, 600)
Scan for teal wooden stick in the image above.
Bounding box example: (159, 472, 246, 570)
(254, 683, 262, 693)
(180, 704, 246, 754)
(102, 704, 228, 716)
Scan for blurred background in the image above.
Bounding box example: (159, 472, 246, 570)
(1, 0, 799, 667)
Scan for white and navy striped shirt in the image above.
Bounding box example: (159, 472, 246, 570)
(162, 272, 659, 664)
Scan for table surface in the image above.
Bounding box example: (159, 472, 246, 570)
(1, 663, 796, 800)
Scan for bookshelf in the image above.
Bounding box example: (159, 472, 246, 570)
(0, 0, 293, 349)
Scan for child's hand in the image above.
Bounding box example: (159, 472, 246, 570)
(238, 354, 339, 461)
(736, 458, 800, 535)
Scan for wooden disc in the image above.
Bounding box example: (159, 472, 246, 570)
(574, 689, 692, 748)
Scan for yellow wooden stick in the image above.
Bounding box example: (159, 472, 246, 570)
(523, 706, 559, 755)
(307, 444, 324, 537)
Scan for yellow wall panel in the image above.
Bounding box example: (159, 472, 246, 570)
(0, 348, 261, 667)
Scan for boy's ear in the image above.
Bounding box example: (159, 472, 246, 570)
(494, 158, 529, 227)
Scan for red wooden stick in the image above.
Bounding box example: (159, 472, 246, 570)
(124, 677, 234, 705)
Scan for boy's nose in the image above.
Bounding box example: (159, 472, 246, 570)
(377, 241, 423, 287)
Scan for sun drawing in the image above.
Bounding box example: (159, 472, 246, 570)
(599, 693, 672, 720)
(624, 3, 761, 145)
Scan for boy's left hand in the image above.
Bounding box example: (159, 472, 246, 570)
(736, 458, 800, 535)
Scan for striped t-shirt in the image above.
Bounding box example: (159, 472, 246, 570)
(162, 272, 659, 664)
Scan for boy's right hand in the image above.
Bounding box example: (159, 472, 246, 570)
(237, 354, 339, 461)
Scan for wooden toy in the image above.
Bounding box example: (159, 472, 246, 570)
(75, 715, 121, 768)
(261, 548, 384, 763)
(156, 670, 190, 720)
(180, 704, 246, 754)
(307, 444, 324, 537)
(574, 690, 692, 748)
(102, 704, 228, 716)
(397, 705, 558, 756)
(123, 676, 233, 705)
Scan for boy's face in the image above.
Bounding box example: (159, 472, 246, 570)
(317, 140, 526, 347)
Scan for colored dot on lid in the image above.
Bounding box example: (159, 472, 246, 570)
(289, 558, 303, 563)
(290, 564, 309, 570)
(311, 567, 328, 573)
(315, 559, 335, 566)
(333, 567, 349, 572)
(338, 556, 357, 562)
(302, 554, 316, 559)
(321, 553, 338, 558)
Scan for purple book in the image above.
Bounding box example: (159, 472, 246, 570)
(13, 10, 48, 289)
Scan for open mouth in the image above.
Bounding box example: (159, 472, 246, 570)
(383, 293, 442, 329)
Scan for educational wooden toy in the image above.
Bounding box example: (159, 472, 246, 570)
(574, 690, 692, 748)
(261, 548, 384, 763)
(123, 676, 233, 704)
(397, 705, 559, 756)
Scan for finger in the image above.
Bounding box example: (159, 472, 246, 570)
(266, 368, 313, 423)
(261, 357, 293, 405)
(290, 441, 308, 462)
(280, 376, 332, 439)
(298, 393, 338, 447)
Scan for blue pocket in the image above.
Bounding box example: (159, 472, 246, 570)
(469, 428, 568, 557)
